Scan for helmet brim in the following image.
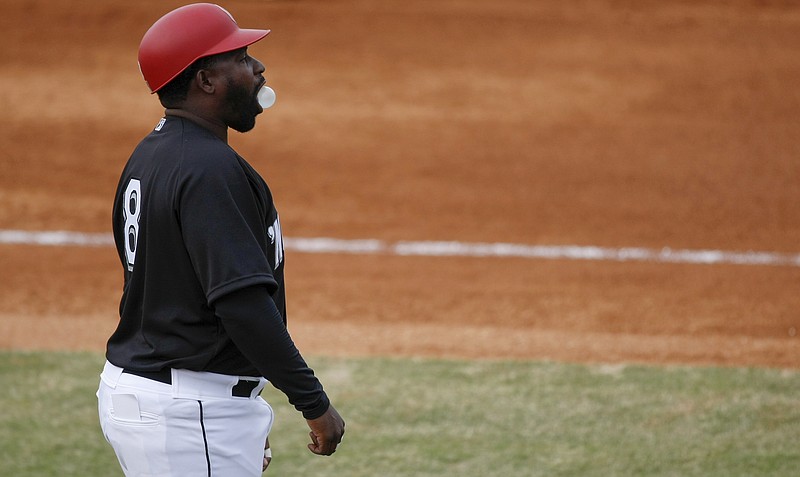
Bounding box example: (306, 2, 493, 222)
(203, 28, 270, 60)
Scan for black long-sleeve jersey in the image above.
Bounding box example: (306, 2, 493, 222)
(107, 115, 328, 419)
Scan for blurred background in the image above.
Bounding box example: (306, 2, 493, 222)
(1, 0, 799, 367)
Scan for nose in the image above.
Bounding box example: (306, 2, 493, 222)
(252, 56, 265, 76)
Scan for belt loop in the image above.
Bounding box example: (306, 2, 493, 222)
(101, 361, 125, 389)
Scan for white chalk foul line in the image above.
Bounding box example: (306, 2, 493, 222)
(1, 229, 799, 267)
(0, 229, 115, 247)
(390, 241, 800, 266)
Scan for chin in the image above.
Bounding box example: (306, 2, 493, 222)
(230, 116, 257, 133)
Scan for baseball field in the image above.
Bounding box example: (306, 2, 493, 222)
(1, 0, 799, 475)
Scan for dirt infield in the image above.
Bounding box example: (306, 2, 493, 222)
(1, 0, 799, 368)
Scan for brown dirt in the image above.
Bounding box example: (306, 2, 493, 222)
(2, 0, 799, 368)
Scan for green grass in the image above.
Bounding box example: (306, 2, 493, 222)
(1, 351, 798, 476)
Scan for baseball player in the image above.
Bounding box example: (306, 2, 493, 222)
(96, 4, 345, 476)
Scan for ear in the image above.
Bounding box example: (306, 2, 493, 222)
(195, 68, 216, 94)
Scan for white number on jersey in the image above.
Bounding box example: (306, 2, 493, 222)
(122, 179, 142, 272)
(267, 215, 284, 269)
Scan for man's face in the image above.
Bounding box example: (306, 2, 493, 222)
(216, 48, 266, 133)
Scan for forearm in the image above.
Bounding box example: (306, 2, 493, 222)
(214, 285, 330, 419)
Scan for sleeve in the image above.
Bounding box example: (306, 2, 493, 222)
(214, 285, 331, 419)
(177, 151, 278, 303)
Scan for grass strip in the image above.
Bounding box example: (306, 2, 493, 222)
(0, 351, 798, 476)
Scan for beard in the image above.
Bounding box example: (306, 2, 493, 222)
(223, 78, 261, 133)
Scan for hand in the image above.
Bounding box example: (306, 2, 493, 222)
(262, 437, 271, 473)
(306, 404, 345, 456)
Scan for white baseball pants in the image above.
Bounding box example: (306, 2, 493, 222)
(97, 361, 274, 477)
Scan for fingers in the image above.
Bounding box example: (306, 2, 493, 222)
(307, 430, 343, 455)
(262, 446, 272, 472)
(307, 431, 322, 454)
(263, 437, 272, 471)
(307, 430, 335, 455)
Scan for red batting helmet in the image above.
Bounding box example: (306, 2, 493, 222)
(138, 3, 270, 93)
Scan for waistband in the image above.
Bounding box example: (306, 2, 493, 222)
(101, 361, 267, 400)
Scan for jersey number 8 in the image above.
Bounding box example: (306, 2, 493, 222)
(123, 179, 142, 272)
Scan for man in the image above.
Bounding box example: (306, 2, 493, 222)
(96, 4, 345, 476)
